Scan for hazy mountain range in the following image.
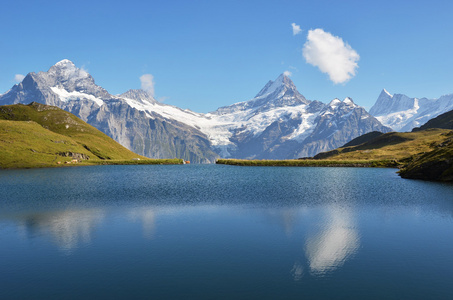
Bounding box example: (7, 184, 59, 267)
(1, 60, 452, 162)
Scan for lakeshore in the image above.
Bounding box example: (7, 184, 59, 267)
(216, 158, 398, 168)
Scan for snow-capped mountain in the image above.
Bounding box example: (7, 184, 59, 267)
(0, 60, 219, 163)
(117, 72, 390, 159)
(201, 75, 391, 159)
(0, 60, 392, 161)
(369, 89, 453, 132)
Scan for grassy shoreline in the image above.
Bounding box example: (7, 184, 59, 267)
(216, 159, 398, 168)
(0, 158, 184, 170)
(85, 158, 184, 166)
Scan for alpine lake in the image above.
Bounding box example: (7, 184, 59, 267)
(1, 164, 453, 299)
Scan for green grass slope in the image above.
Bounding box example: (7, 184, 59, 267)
(310, 127, 453, 182)
(0, 103, 182, 168)
(312, 129, 452, 162)
(398, 132, 453, 181)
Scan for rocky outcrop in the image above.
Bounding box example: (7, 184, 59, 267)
(57, 152, 90, 161)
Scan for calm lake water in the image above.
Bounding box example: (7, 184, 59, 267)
(1, 165, 453, 299)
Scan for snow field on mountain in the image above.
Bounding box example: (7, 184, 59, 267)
(371, 90, 453, 131)
(0, 60, 400, 159)
(50, 87, 105, 107)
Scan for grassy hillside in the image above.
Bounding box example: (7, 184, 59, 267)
(398, 132, 453, 181)
(0, 103, 183, 168)
(310, 110, 453, 182)
(312, 129, 452, 162)
(309, 128, 453, 181)
(341, 131, 384, 147)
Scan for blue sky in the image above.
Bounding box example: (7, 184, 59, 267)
(1, 0, 453, 112)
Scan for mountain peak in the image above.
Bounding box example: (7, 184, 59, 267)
(326, 97, 357, 112)
(328, 98, 342, 109)
(54, 59, 76, 67)
(343, 97, 356, 106)
(380, 89, 393, 98)
(275, 72, 294, 83)
(369, 89, 397, 116)
(213, 73, 308, 115)
(120, 89, 157, 104)
(48, 59, 88, 80)
(255, 73, 297, 98)
(42, 60, 110, 99)
(276, 72, 290, 81)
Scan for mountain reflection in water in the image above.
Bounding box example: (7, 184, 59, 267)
(19, 209, 104, 252)
(6, 204, 360, 277)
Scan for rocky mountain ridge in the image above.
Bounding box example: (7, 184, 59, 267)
(370, 89, 453, 132)
(0, 61, 218, 163)
(0, 60, 392, 162)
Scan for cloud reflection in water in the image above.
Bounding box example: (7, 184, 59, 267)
(304, 206, 359, 276)
(8, 203, 360, 276)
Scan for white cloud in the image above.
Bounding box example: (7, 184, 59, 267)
(291, 23, 302, 36)
(140, 74, 155, 97)
(80, 64, 90, 75)
(14, 74, 25, 82)
(157, 96, 169, 103)
(302, 28, 359, 84)
(283, 70, 292, 77)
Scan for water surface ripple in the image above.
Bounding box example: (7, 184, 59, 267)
(1, 165, 452, 299)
